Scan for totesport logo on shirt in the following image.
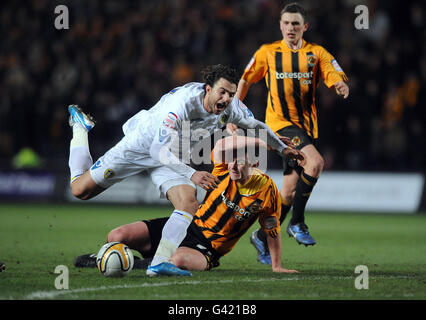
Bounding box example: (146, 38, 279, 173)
(276, 71, 313, 80)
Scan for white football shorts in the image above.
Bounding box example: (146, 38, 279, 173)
(89, 138, 195, 198)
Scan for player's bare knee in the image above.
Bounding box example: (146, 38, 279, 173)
(175, 198, 198, 215)
(170, 254, 188, 269)
(107, 227, 126, 243)
(305, 156, 324, 177)
(280, 191, 295, 205)
(184, 199, 199, 214)
(71, 184, 92, 200)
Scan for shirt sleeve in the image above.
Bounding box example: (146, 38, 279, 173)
(258, 181, 282, 238)
(317, 46, 348, 87)
(241, 46, 268, 84)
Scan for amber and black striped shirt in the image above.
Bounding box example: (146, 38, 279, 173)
(241, 39, 348, 139)
(193, 162, 281, 257)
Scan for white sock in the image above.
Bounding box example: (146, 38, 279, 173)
(69, 125, 93, 183)
(150, 210, 193, 266)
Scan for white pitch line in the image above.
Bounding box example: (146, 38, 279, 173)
(25, 278, 298, 300)
(23, 275, 416, 300)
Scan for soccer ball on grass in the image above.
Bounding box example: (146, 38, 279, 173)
(96, 242, 134, 277)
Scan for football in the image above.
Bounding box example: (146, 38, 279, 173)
(96, 242, 134, 277)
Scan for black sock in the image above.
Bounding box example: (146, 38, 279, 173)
(280, 203, 292, 224)
(290, 171, 318, 225)
(287, 159, 303, 176)
(133, 257, 152, 270)
(256, 203, 291, 249)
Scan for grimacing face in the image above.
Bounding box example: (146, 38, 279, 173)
(204, 78, 237, 115)
(280, 12, 308, 47)
(228, 158, 251, 184)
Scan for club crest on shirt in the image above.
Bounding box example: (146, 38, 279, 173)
(219, 114, 229, 125)
(104, 169, 115, 179)
(307, 53, 317, 68)
(291, 136, 302, 147)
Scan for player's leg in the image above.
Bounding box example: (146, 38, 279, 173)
(146, 167, 198, 276)
(68, 105, 106, 200)
(170, 247, 208, 271)
(74, 218, 168, 269)
(107, 221, 152, 256)
(148, 184, 198, 271)
(290, 143, 323, 226)
(74, 221, 150, 268)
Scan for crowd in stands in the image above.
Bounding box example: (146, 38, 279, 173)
(0, 0, 424, 171)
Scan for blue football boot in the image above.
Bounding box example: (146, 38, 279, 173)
(68, 104, 95, 131)
(146, 262, 192, 277)
(287, 222, 316, 246)
(250, 230, 272, 265)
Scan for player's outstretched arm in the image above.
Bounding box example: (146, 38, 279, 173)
(267, 233, 299, 273)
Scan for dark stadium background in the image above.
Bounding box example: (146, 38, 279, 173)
(0, 0, 424, 206)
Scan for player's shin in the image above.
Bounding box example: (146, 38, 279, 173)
(150, 210, 193, 266)
(69, 125, 93, 183)
(290, 171, 317, 225)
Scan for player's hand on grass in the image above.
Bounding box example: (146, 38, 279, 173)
(191, 171, 220, 190)
(272, 267, 299, 274)
(334, 80, 349, 99)
(282, 148, 306, 167)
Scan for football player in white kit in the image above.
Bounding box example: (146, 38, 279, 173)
(67, 64, 305, 276)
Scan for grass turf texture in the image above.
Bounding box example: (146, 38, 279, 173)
(0, 203, 425, 300)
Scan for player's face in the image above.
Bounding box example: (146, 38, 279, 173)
(228, 158, 251, 184)
(280, 12, 308, 46)
(204, 78, 237, 115)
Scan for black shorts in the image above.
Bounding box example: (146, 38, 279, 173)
(142, 217, 221, 271)
(277, 125, 318, 175)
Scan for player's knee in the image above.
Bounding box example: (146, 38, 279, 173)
(71, 184, 92, 200)
(107, 227, 127, 244)
(280, 190, 295, 205)
(305, 155, 324, 177)
(170, 254, 188, 269)
(175, 198, 199, 215)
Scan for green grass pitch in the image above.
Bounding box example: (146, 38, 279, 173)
(0, 203, 425, 300)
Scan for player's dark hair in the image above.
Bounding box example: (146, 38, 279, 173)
(201, 64, 239, 88)
(281, 2, 307, 22)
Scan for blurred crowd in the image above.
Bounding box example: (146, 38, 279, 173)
(0, 0, 424, 171)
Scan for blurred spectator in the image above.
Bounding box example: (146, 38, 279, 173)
(0, 0, 424, 172)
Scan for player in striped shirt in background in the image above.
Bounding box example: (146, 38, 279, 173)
(228, 3, 349, 262)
